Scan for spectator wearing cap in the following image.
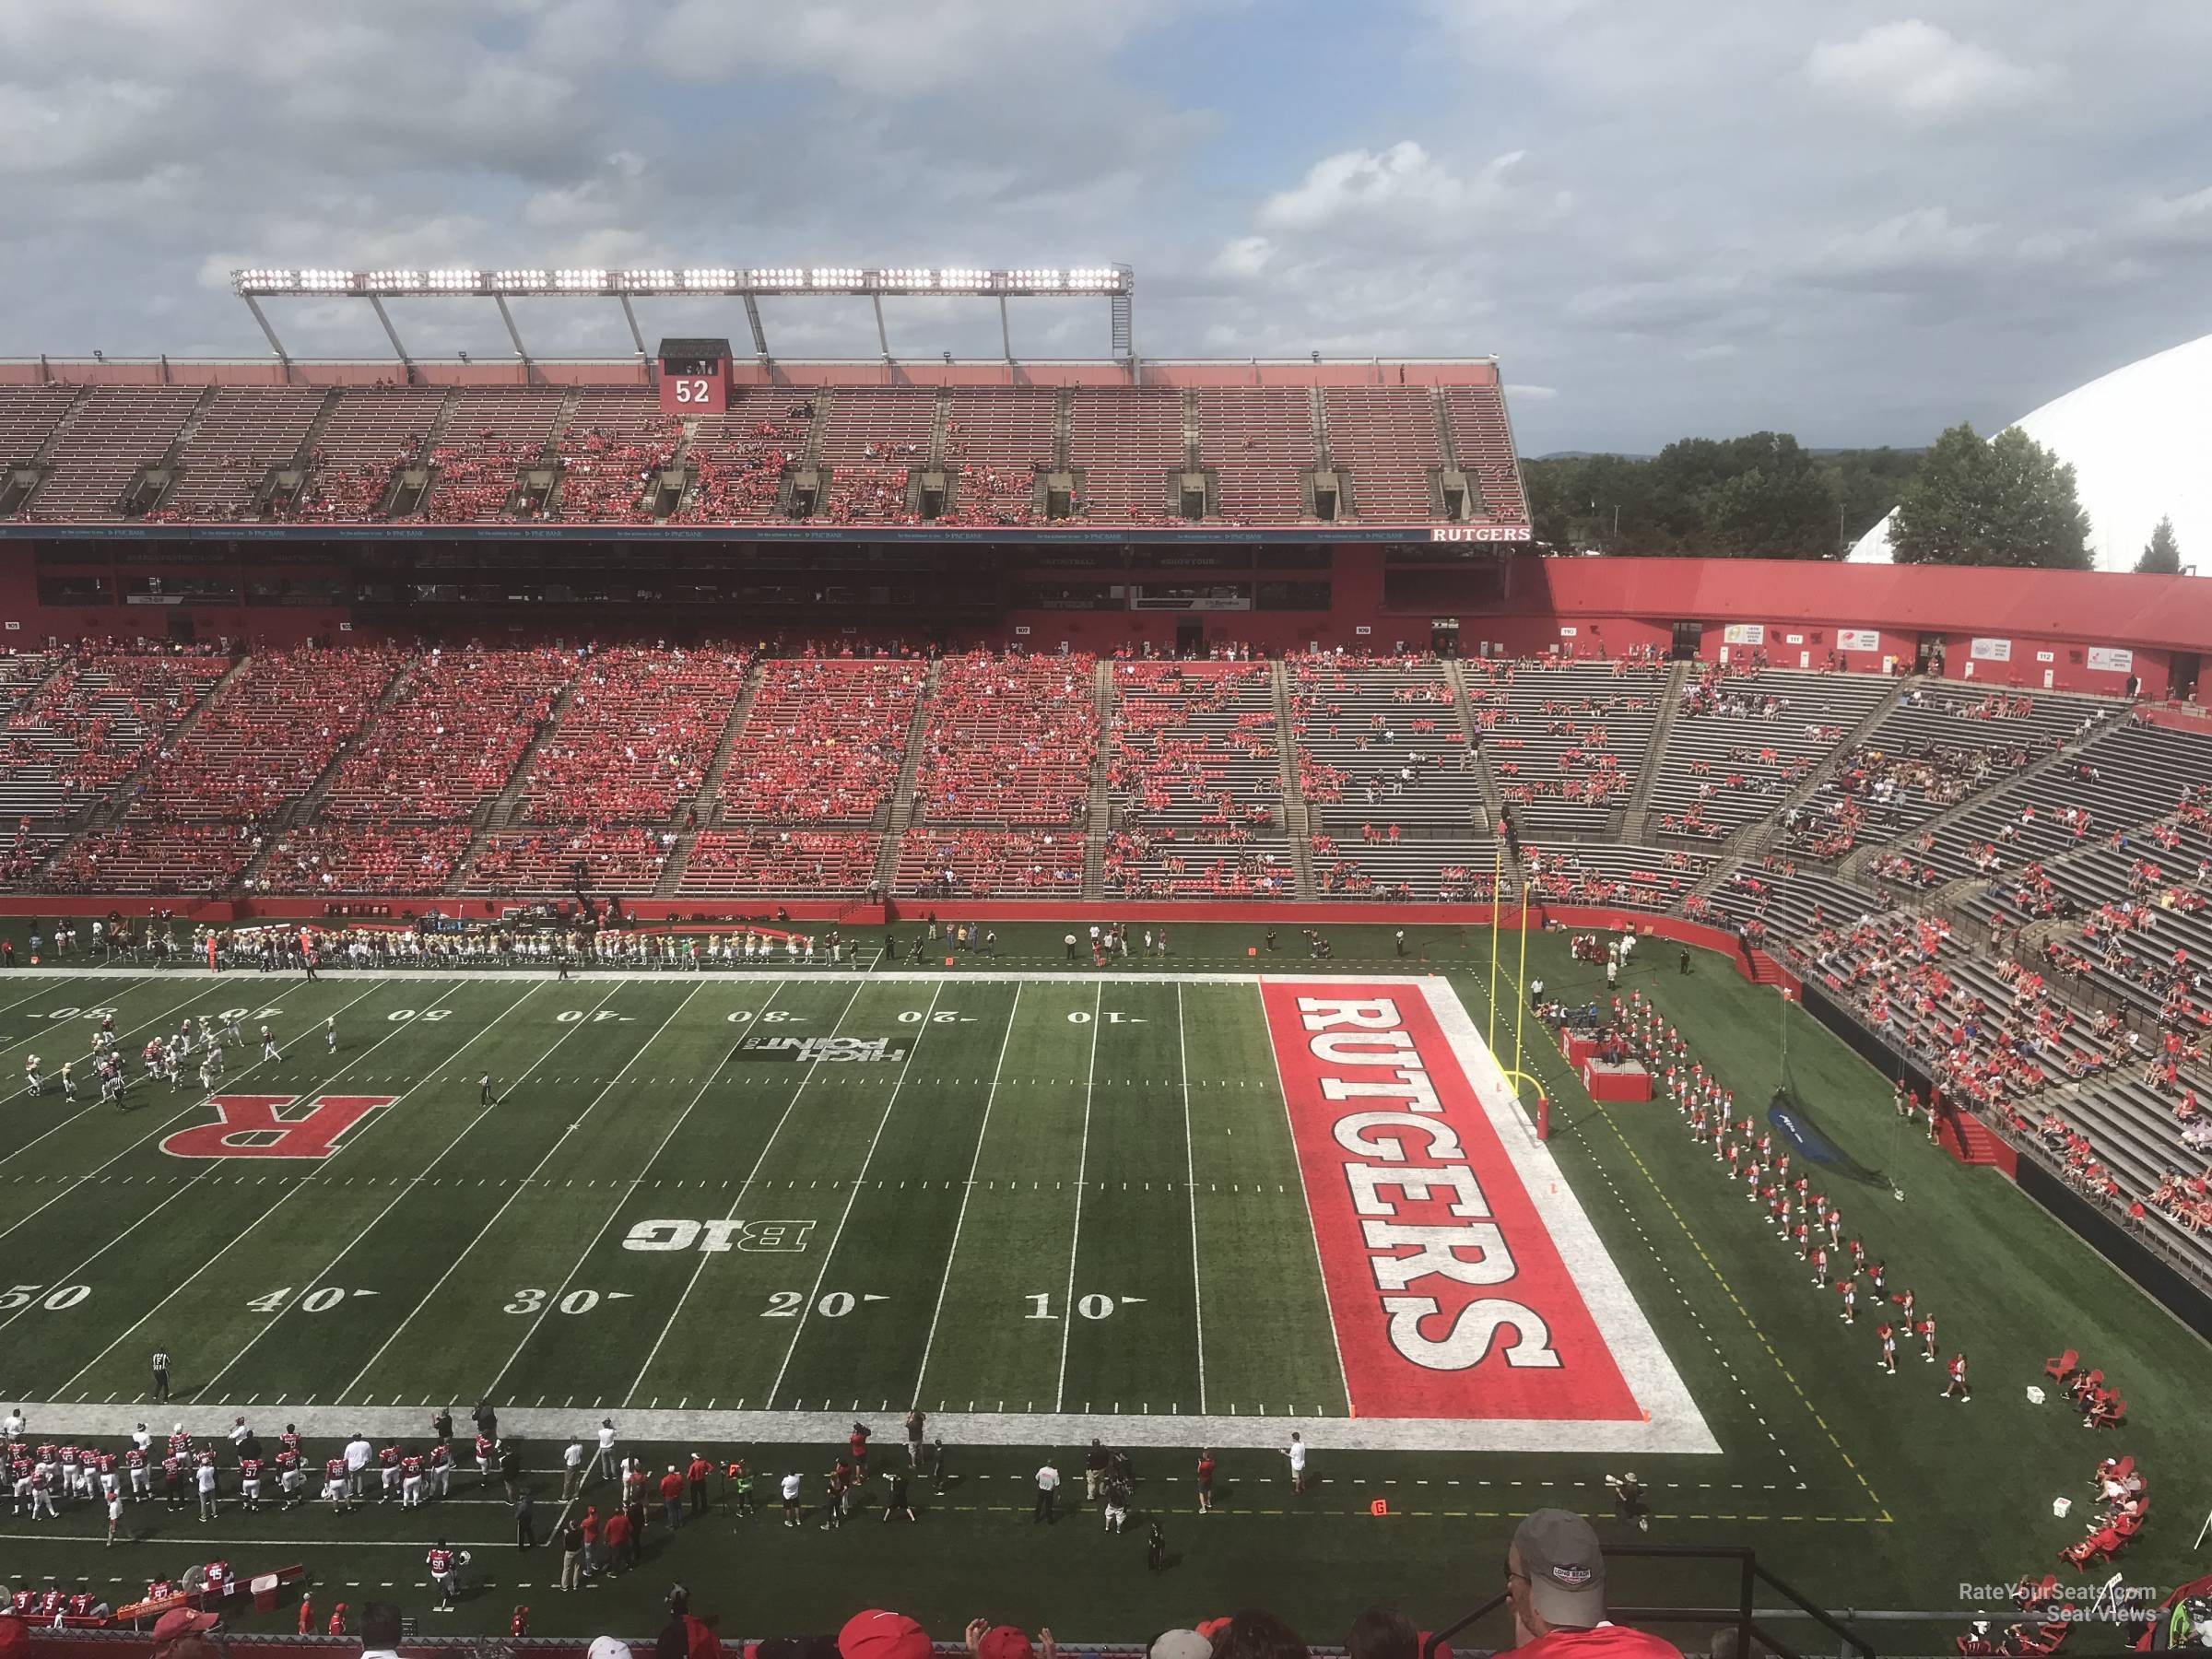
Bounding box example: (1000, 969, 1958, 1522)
(841, 1610, 934, 1659)
(152, 1607, 222, 1659)
(661, 1465, 686, 1527)
(1209, 1611, 1309, 1659)
(589, 1640, 632, 1659)
(1148, 1632, 1211, 1659)
(968, 1621, 1056, 1659)
(1506, 1509, 1683, 1657)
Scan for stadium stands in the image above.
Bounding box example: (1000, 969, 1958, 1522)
(321, 646, 574, 822)
(17, 387, 201, 519)
(818, 389, 933, 524)
(421, 389, 564, 522)
(465, 827, 673, 896)
(252, 823, 472, 895)
(554, 391, 681, 523)
(140, 388, 324, 522)
(521, 646, 750, 825)
(912, 652, 1098, 827)
(0, 651, 228, 819)
(1068, 390, 1181, 524)
(0, 385, 78, 468)
(941, 390, 1051, 524)
(682, 391, 809, 522)
(292, 387, 443, 520)
(1440, 382, 1530, 524)
(1648, 667, 1893, 841)
(1466, 658, 1670, 838)
(1195, 389, 1310, 524)
(896, 828, 1085, 897)
(129, 647, 400, 821)
(1322, 387, 1441, 523)
(1105, 658, 1289, 898)
(680, 830, 881, 898)
(722, 658, 924, 826)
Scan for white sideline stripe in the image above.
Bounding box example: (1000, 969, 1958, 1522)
(44, 980, 543, 1400)
(1420, 979, 1720, 1456)
(762, 982, 946, 1408)
(623, 980, 866, 1404)
(0, 1399, 1687, 1453)
(334, 984, 685, 1400)
(0, 969, 1460, 985)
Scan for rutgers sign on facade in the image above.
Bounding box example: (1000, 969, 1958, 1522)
(1429, 524, 1533, 543)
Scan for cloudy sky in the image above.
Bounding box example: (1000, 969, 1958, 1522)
(4, 0, 2209, 454)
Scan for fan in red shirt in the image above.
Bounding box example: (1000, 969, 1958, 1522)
(1505, 1509, 1683, 1659)
(659, 1465, 686, 1527)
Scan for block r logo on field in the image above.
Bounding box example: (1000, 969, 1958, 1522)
(160, 1094, 397, 1160)
(1263, 978, 1713, 1453)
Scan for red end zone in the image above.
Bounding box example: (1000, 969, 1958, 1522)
(1264, 981, 1642, 1422)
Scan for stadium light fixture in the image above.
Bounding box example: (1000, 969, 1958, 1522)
(228, 263, 1137, 377)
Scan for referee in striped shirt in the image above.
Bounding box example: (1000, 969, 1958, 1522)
(151, 1348, 171, 1403)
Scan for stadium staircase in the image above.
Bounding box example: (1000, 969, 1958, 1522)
(1081, 660, 1114, 900)
(1615, 659, 1693, 838)
(22, 385, 94, 473)
(1441, 658, 1499, 835)
(477, 674, 581, 830)
(1935, 1108, 2014, 1171)
(654, 659, 764, 898)
(871, 658, 943, 900)
(284, 389, 348, 486)
(1271, 659, 1319, 900)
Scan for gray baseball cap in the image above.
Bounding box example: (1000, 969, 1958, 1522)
(1515, 1508, 1606, 1628)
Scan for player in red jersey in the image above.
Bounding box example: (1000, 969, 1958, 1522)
(1195, 1450, 1216, 1514)
(426, 1543, 459, 1610)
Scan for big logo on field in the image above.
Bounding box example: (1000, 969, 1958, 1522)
(1264, 980, 1712, 1448)
(160, 1094, 397, 1160)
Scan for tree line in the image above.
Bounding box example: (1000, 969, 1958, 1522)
(1521, 425, 2183, 572)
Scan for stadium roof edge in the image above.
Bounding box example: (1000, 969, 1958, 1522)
(0, 355, 1503, 392)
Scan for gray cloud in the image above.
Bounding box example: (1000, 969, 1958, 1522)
(2, 0, 2209, 457)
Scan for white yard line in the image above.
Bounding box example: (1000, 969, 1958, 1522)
(761, 981, 945, 1410)
(326, 983, 697, 1401)
(621, 979, 870, 1405)
(42, 982, 547, 1402)
(0, 979, 289, 1168)
(910, 982, 1022, 1406)
(0, 981, 385, 1249)
(0, 1397, 1726, 1454)
(1255, 978, 1356, 1414)
(480, 981, 789, 1401)
(1177, 982, 1206, 1414)
(1052, 981, 1104, 1412)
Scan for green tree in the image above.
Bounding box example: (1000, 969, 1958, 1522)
(2136, 515, 2182, 574)
(1889, 423, 2091, 570)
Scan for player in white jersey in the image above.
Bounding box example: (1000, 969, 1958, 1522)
(325, 1017, 337, 1054)
(23, 1055, 40, 1097)
(223, 1011, 243, 1044)
(260, 1026, 279, 1063)
(198, 1055, 218, 1093)
(60, 1062, 76, 1101)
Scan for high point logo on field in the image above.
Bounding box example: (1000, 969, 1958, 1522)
(734, 1035, 907, 1064)
(623, 1218, 817, 1253)
(160, 1094, 397, 1160)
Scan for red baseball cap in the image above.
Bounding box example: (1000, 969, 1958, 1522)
(839, 1611, 932, 1659)
(153, 1609, 219, 1641)
(975, 1628, 1034, 1659)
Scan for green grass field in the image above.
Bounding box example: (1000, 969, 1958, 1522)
(0, 924, 2203, 1651)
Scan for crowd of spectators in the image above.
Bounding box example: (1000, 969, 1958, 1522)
(722, 659, 924, 824)
(248, 824, 472, 895)
(680, 830, 881, 897)
(129, 648, 402, 822)
(323, 646, 573, 821)
(557, 420, 683, 522)
(913, 653, 1098, 827)
(897, 829, 1082, 897)
(524, 647, 750, 824)
(466, 829, 675, 895)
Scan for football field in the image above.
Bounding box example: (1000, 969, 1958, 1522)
(0, 933, 2207, 1643)
(0, 966, 1700, 1452)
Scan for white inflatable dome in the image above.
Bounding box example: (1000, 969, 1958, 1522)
(1849, 330, 2212, 572)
